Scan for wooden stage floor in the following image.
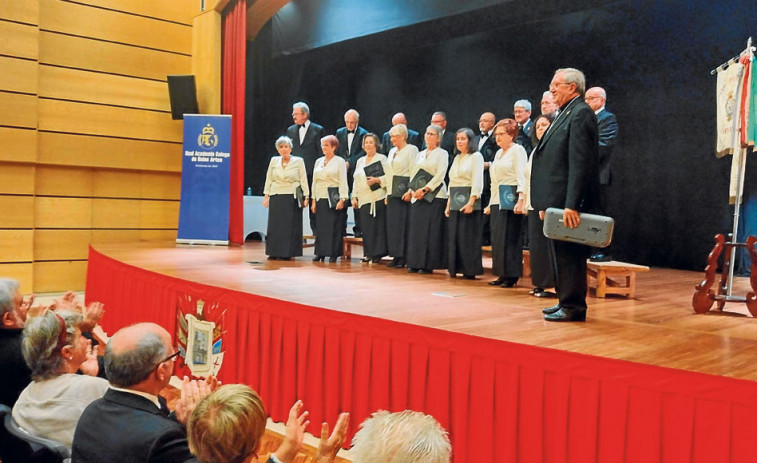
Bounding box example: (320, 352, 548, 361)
(92, 241, 757, 382)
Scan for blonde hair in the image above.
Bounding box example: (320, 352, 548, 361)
(351, 410, 451, 463)
(187, 384, 267, 463)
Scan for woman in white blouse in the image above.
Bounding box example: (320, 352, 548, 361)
(485, 119, 528, 287)
(384, 124, 418, 268)
(445, 128, 485, 279)
(406, 124, 449, 274)
(352, 133, 389, 263)
(311, 135, 349, 263)
(263, 136, 309, 260)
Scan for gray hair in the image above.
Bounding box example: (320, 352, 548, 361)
(351, 410, 451, 463)
(514, 99, 532, 111)
(556, 67, 586, 95)
(275, 136, 293, 149)
(389, 123, 408, 140)
(105, 328, 169, 387)
(542, 90, 552, 98)
(426, 124, 443, 139)
(432, 111, 447, 121)
(0, 278, 19, 317)
(22, 310, 82, 381)
(292, 101, 310, 115)
(345, 109, 360, 120)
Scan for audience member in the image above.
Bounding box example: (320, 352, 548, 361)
(187, 383, 349, 463)
(12, 309, 108, 448)
(0, 278, 31, 407)
(72, 322, 218, 462)
(351, 410, 450, 463)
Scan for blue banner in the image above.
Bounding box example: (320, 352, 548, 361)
(177, 115, 232, 244)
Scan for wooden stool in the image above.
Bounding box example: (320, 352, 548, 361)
(303, 235, 315, 248)
(482, 247, 531, 277)
(342, 237, 363, 259)
(587, 261, 650, 298)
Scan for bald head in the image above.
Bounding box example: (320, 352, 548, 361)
(478, 112, 495, 133)
(344, 109, 359, 131)
(541, 91, 558, 117)
(105, 323, 172, 389)
(585, 87, 606, 111)
(391, 112, 407, 125)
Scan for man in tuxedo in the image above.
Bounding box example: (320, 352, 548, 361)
(585, 87, 619, 262)
(513, 99, 534, 154)
(475, 112, 497, 246)
(531, 68, 599, 322)
(380, 112, 421, 154)
(286, 102, 325, 232)
(72, 323, 215, 462)
(336, 109, 368, 237)
(541, 91, 559, 120)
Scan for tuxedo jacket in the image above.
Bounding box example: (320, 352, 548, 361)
(515, 119, 534, 154)
(286, 121, 326, 176)
(380, 128, 422, 155)
(475, 133, 498, 163)
(72, 389, 197, 463)
(596, 109, 619, 185)
(530, 97, 599, 213)
(336, 125, 369, 168)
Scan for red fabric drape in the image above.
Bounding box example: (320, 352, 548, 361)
(86, 246, 757, 462)
(221, 0, 246, 244)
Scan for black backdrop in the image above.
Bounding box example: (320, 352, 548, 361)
(244, 0, 755, 271)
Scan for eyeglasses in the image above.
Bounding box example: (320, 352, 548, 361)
(154, 350, 180, 371)
(550, 82, 572, 90)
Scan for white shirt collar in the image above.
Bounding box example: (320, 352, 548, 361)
(109, 386, 162, 410)
(594, 106, 606, 115)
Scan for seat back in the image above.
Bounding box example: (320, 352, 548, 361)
(0, 404, 71, 463)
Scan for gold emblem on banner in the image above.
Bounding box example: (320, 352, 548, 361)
(197, 124, 219, 148)
(176, 295, 226, 378)
(725, 91, 735, 122)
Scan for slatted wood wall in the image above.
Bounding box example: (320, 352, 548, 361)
(1, 0, 202, 292)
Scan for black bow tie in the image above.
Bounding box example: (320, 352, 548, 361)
(481, 132, 488, 137)
(298, 124, 305, 129)
(347, 130, 355, 134)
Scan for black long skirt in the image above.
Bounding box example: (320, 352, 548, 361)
(447, 210, 483, 276)
(359, 202, 388, 258)
(489, 205, 524, 278)
(528, 212, 556, 288)
(314, 199, 345, 258)
(386, 196, 409, 258)
(407, 198, 447, 270)
(266, 195, 303, 258)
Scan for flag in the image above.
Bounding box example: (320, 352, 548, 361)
(746, 54, 756, 147)
(715, 60, 743, 158)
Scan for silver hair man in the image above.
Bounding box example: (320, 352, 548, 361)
(513, 99, 532, 112)
(555, 67, 586, 95)
(292, 101, 310, 116)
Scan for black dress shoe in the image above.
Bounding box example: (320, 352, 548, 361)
(489, 276, 506, 286)
(392, 258, 406, 268)
(500, 277, 518, 288)
(542, 303, 561, 315)
(371, 257, 382, 263)
(408, 268, 419, 273)
(387, 258, 398, 267)
(418, 269, 433, 274)
(462, 275, 475, 280)
(312, 256, 323, 262)
(589, 253, 612, 262)
(544, 308, 586, 322)
(361, 257, 371, 263)
(329, 257, 338, 263)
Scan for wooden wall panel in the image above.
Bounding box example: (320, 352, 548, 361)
(192, 10, 222, 114)
(73, 0, 198, 25)
(39, 32, 191, 81)
(0, 57, 38, 95)
(93, 170, 142, 199)
(37, 133, 181, 172)
(35, 166, 94, 197)
(0, 128, 37, 163)
(141, 172, 182, 200)
(0, 196, 34, 229)
(35, 197, 92, 228)
(1, 0, 39, 25)
(38, 99, 183, 143)
(91, 230, 141, 244)
(0, 164, 35, 195)
(139, 229, 177, 241)
(0, 230, 34, 262)
(39, 0, 191, 55)
(0, 92, 38, 129)
(0, 21, 39, 59)
(34, 261, 88, 292)
(140, 201, 180, 229)
(92, 199, 141, 229)
(34, 229, 92, 261)
(0, 264, 33, 293)
(38, 66, 170, 112)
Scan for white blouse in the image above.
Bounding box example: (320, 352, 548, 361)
(263, 156, 309, 197)
(312, 156, 349, 201)
(488, 144, 527, 207)
(385, 143, 418, 195)
(409, 147, 449, 200)
(448, 151, 484, 199)
(353, 154, 388, 207)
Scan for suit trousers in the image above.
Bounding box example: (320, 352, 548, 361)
(551, 238, 590, 311)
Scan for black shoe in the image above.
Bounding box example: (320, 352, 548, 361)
(462, 275, 475, 280)
(530, 287, 544, 295)
(329, 257, 337, 263)
(542, 303, 561, 315)
(589, 253, 612, 262)
(544, 308, 586, 322)
(500, 277, 518, 288)
(489, 276, 506, 286)
(418, 269, 433, 274)
(371, 257, 382, 263)
(361, 256, 371, 263)
(387, 258, 398, 267)
(312, 256, 323, 262)
(408, 268, 419, 273)
(392, 258, 406, 268)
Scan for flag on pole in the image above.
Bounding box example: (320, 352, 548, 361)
(746, 54, 756, 147)
(715, 60, 743, 158)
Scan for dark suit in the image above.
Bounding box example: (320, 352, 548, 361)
(475, 132, 498, 245)
(72, 389, 197, 463)
(287, 121, 325, 231)
(596, 109, 618, 186)
(531, 96, 599, 312)
(336, 125, 369, 235)
(380, 129, 421, 155)
(0, 328, 30, 408)
(515, 119, 534, 155)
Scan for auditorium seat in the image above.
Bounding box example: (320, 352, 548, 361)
(0, 404, 71, 463)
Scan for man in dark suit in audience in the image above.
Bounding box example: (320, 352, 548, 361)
(72, 323, 216, 463)
(336, 109, 369, 237)
(286, 102, 325, 233)
(513, 99, 534, 154)
(475, 112, 497, 246)
(531, 68, 599, 322)
(585, 86, 619, 262)
(0, 278, 30, 409)
(380, 112, 421, 154)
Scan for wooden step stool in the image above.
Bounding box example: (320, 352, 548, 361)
(482, 246, 530, 277)
(342, 237, 363, 259)
(587, 260, 650, 298)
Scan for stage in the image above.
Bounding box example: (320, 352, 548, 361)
(86, 242, 757, 462)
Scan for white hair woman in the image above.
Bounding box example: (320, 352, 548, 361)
(385, 123, 419, 268)
(263, 135, 310, 260)
(351, 133, 389, 263)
